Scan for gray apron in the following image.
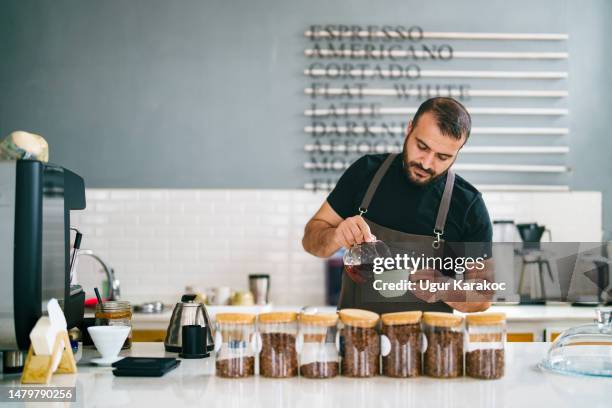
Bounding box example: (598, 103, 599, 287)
(337, 153, 455, 314)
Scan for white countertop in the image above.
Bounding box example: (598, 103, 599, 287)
(0, 342, 608, 408)
(127, 304, 601, 330)
(457, 304, 601, 322)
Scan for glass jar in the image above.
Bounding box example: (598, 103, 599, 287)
(338, 309, 380, 377)
(214, 313, 256, 378)
(381, 311, 423, 377)
(94, 301, 132, 349)
(258, 312, 298, 378)
(465, 313, 506, 379)
(298, 313, 339, 378)
(423, 312, 463, 378)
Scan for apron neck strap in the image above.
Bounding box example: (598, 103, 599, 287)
(357, 153, 456, 242)
(358, 153, 397, 215)
(434, 169, 455, 237)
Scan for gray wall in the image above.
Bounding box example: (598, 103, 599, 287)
(1, 0, 611, 237)
(566, 1, 612, 239)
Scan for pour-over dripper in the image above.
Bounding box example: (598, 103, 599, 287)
(516, 223, 552, 252)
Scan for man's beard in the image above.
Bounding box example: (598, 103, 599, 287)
(402, 141, 450, 186)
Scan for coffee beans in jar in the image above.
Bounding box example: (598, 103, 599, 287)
(465, 313, 506, 379)
(300, 361, 339, 378)
(298, 313, 339, 379)
(215, 313, 256, 378)
(465, 349, 504, 379)
(338, 309, 380, 377)
(216, 356, 255, 378)
(422, 312, 464, 378)
(258, 312, 298, 378)
(381, 311, 423, 377)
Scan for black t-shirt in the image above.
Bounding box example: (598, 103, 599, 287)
(327, 154, 493, 245)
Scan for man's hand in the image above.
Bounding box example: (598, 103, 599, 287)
(333, 215, 376, 249)
(303, 203, 377, 258)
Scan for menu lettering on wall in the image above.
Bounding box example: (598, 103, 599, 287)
(302, 25, 570, 192)
(306, 43, 454, 60)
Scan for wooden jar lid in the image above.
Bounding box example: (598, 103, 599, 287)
(466, 312, 506, 326)
(381, 311, 423, 326)
(299, 313, 338, 327)
(422, 312, 463, 328)
(338, 308, 379, 328)
(215, 313, 255, 325)
(258, 311, 298, 324)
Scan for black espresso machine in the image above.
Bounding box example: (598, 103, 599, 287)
(0, 160, 86, 372)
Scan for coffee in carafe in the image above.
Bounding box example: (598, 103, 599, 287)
(343, 240, 391, 283)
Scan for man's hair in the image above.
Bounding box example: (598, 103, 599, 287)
(412, 97, 471, 140)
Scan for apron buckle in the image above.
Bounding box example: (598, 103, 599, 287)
(432, 228, 443, 249)
(358, 207, 368, 216)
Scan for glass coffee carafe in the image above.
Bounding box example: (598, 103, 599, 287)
(343, 240, 392, 283)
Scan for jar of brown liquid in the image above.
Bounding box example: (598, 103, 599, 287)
(94, 301, 132, 349)
(380, 311, 423, 377)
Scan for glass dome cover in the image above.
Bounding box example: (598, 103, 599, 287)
(540, 308, 612, 377)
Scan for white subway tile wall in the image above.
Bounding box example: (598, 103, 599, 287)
(72, 189, 602, 305)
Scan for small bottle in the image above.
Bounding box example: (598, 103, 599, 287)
(258, 312, 299, 378)
(381, 311, 423, 377)
(214, 313, 256, 378)
(298, 313, 339, 378)
(422, 312, 463, 378)
(338, 309, 380, 377)
(465, 313, 506, 379)
(94, 301, 132, 349)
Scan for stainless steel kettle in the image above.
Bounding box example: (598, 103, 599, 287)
(164, 294, 214, 352)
